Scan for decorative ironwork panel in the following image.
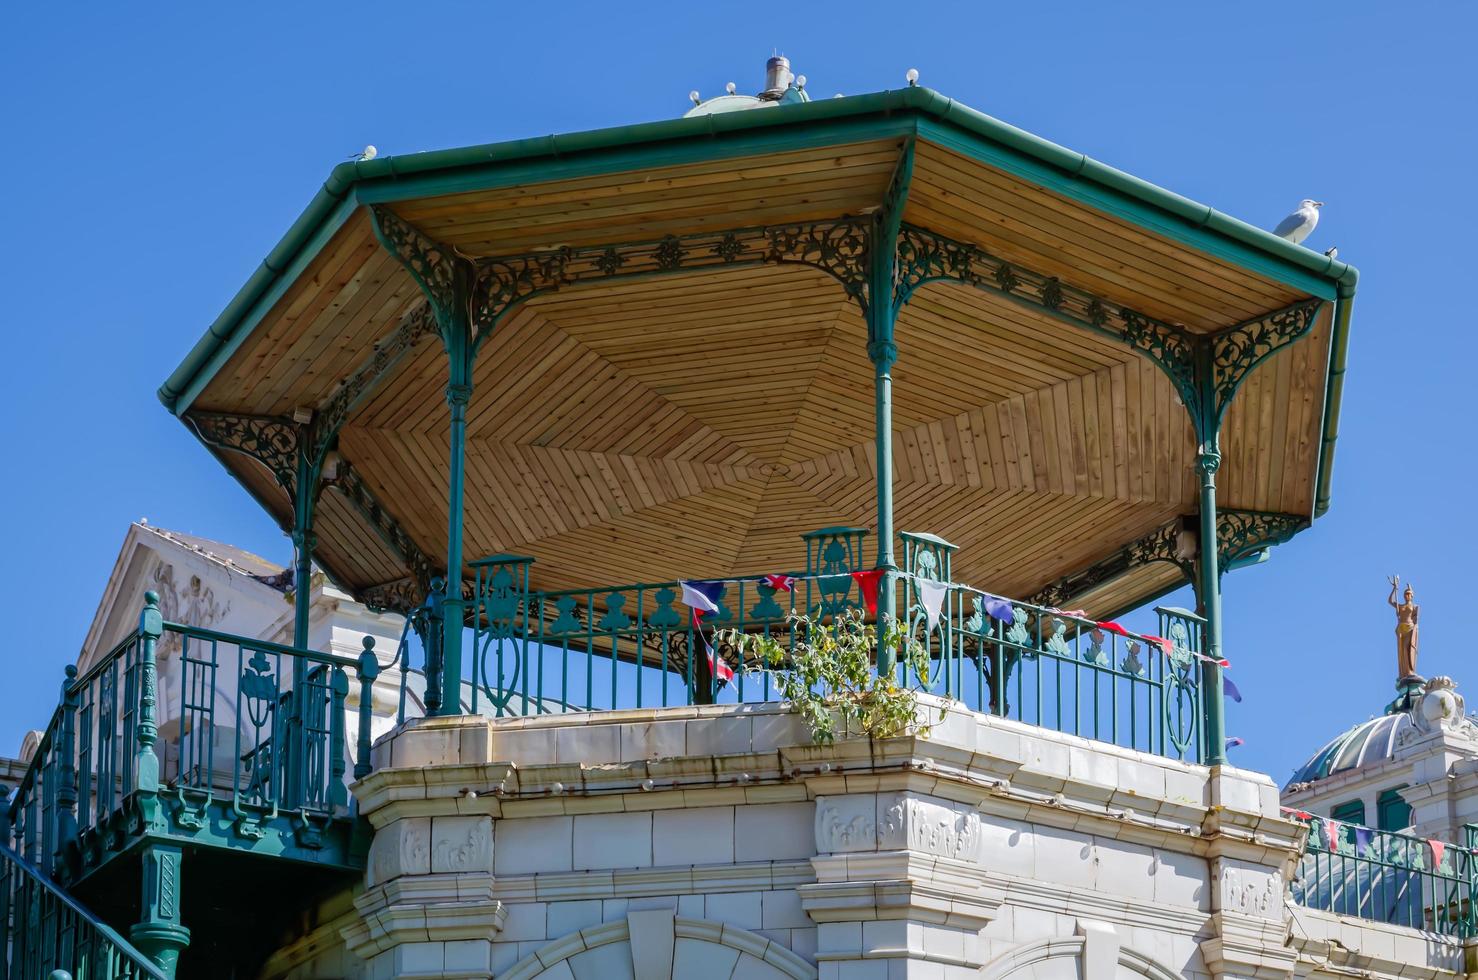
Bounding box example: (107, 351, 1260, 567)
(1216, 510, 1308, 567)
(1211, 298, 1324, 425)
(469, 219, 872, 345)
(368, 206, 467, 329)
(893, 224, 1201, 411)
(331, 460, 437, 598)
(308, 302, 440, 462)
(187, 412, 300, 491)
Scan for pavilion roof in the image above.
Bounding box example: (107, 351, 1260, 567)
(159, 85, 1358, 617)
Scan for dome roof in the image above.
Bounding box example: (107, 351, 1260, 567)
(1286, 712, 1413, 789)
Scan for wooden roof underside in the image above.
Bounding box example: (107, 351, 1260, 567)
(186, 136, 1331, 615)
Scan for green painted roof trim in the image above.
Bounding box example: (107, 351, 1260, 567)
(159, 86, 1358, 415)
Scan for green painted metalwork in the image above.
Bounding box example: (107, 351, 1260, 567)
(801, 527, 870, 619)
(1028, 509, 1309, 616)
(332, 460, 437, 610)
(381, 530, 1205, 763)
(1288, 811, 1478, 936)
(368, 207, 477, 715)
(129, 845, 188, 978)
(0, 840, 168, 980)
(3, 594, 376, 906)
(868, 140, 914, 676)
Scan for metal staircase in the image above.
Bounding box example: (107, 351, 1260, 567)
(1, 839, 165, 980)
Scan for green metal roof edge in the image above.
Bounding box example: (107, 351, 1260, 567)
(158, 85, 1358, 415)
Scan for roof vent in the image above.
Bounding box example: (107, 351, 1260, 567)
(759, 56, 794, 101)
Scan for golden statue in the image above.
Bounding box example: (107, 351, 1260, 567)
(1388, 575, 1420, 679)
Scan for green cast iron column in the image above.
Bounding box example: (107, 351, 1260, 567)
(868, 220, 900, 675)
(130, 844, 190, 978)
(287, 445, 319, 807)
(439, 329, 473, 716)
(1197, 442, 1227, 766)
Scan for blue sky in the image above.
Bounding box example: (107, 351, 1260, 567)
(2, 3, 1472, 786)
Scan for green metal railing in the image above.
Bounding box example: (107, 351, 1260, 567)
(0, 839, 167, 980)
(3, 591, 382, 887)
(389, 529, 1212, 764)
(1287, 811, 1478, 936)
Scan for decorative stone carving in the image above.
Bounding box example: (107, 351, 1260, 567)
(878, 793, 982, 863)
(152, 562, 231, 657)
(366, 817, 430, 885)
(814, 796, 878, 853)
(1415, 676, 1471, 735)
(1220, 864, 1280, 920)
(430, 815, 492, 873)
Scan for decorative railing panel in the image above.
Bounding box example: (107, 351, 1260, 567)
(2, 593, 381, 886)
(387, 530, 1211, 764)
(1287, 811, 1478, 937)
(0, 840, 167, 979)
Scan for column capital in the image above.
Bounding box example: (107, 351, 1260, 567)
(866, 338, 898, 369)
(445, 382, 473, 409)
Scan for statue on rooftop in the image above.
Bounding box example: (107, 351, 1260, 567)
(1388, 575, 1420, 680)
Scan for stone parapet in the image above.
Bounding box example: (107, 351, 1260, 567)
(333, 701, 1455, 979)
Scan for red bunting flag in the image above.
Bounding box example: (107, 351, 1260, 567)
(1095, 621, 1131, 637)
(761, 574, 796, 593)
(1142, 635, 1175, 656)
(851, 570, 885, 615)
(1430, 839, 1446, 870)
(1325, 818, 1340, 851)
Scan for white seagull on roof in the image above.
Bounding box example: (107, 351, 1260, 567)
(1273, 199, 1323, 245)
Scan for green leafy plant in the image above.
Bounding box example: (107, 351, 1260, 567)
(719, 609, 944, 744)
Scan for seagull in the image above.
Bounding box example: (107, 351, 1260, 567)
(349, 145, 377, 162)
(1272, 199, 1323, 245)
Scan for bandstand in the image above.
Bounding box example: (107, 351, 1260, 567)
(3, 59, 1361, 979)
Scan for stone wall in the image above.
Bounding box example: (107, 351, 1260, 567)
(272, 700, 1475, 979)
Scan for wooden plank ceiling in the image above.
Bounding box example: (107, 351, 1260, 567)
(186, 133, 1332, 615)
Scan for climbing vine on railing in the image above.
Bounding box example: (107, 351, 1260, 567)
(721, 611, 944, 744)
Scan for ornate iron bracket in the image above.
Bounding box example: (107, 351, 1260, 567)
(1028, 508, 1309, 609)
(329, 460, 438, 601)
(1210, 298, 1325, 428)
(892, 224, 1201, 411)
(186, 412, 301, 494)
(1215, 509, 1308, 567)
(305, 302, 440, 464)
(368, 206, 473, 344)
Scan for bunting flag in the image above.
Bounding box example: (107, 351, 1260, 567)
(1142, 635, 1175, 657)
(1095, 621, 1131, 637)
(679, 580, 733, 687)
(1225, 736, 1245, 749)
(680, 580, 723, 617)
(851, 570, 885, 615)
(983, 596, 1015, 624)
(1430, 838, 1446, 871)
(917, 580, 948, 632)
(760, 574, 795, 593)
(1047, 607, 1088, 619)
(1223, 675, 1243, 704)
(1325, 818, 1341, 851)
(1353, 826, 1374, 856)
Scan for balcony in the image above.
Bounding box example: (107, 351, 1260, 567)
(2, 595, 381, 973)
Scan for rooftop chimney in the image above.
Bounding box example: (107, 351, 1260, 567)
(759, 55, 793, 101)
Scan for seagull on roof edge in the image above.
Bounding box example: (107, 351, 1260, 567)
(349, 145, 377, 162)
(1273, 199, 1323, 245)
